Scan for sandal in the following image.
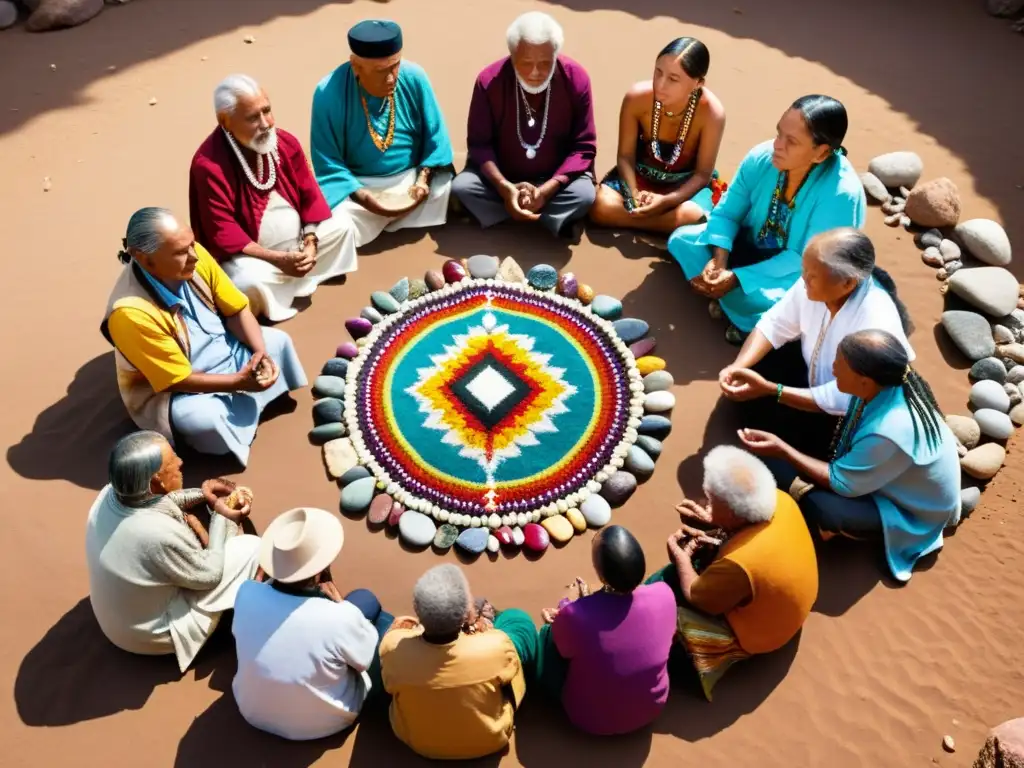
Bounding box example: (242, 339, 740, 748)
(725, 324, 747, 346)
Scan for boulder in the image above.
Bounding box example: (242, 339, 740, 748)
(26, 0, 103, 31)
(399, 511, 437, 547)
(904, 177, 961, 228)
(961, 443, 1006, 480)
(323, 440, 359, 480)
(859, 172, 889, 203)
(974, 717, 1024, 768)
(1008, 365, 1024, 385)
(954, 219, 1012, 266)
(922, 247, 944, 268)
(945, 415, 981, 449)
(974, 408, 1015, 440)
(941, 311, 996, 361)
(867, 151, 923, 188)
(970, 379, 1011, 412)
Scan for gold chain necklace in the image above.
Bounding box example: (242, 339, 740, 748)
(359, 87, 396, 153)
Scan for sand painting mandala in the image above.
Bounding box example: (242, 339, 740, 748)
(310, 257, 677, 557)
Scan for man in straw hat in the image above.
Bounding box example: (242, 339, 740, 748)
(231, 508, 393, 740)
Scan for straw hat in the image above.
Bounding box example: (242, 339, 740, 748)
(259, 507, 344, 583)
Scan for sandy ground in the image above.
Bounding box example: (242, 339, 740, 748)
(2, 0, 1024, 765)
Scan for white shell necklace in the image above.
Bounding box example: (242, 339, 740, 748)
(223, 128, 278, 192)
(515, 83, 550, 160)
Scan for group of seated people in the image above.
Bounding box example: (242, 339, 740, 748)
(84, 8, 966, 757)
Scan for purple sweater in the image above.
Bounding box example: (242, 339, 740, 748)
(552, 582, 677, 735)
(466, 56, 596, 185)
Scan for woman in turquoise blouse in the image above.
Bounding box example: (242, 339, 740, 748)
(739, 329, 961, 582)
(668, 95, 866, 343)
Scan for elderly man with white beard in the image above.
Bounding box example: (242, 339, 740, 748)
(189, 74, 356, 322)
(452, 12, 597, 240)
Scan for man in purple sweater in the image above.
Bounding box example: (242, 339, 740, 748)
(451, 12, 597, 240)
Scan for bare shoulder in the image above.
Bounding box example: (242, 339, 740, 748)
(624, 80, 653, 103)
(699, 87, 726, 122)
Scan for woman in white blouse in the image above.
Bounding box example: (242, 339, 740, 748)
(718, 227, 913, 458)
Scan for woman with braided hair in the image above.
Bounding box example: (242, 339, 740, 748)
(738, 328, 961, 582)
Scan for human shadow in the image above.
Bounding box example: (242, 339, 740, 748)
(431, 220, 574, 270)
(14, 597, 232, 728)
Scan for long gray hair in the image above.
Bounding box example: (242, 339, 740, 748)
(109, 430, 167, 505)
(116, 207, 177, 264)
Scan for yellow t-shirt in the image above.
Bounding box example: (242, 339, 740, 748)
(380, 619, 525, 760)
(106, 245, 249, 392)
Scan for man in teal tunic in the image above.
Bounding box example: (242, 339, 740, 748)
(311, 20, 454, 264)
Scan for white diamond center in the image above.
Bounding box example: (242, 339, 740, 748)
(464, 365, 516, 412)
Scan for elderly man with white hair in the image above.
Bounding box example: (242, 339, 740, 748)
(379, 564, 537, 760)
(647, 445, 818, 665)
(188, 74, 355, 322)
(452, 11, 597, 240)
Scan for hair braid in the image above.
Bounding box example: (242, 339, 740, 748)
(901, 371, 943, 451)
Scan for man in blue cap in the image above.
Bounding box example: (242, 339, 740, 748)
(311, 20, 454, 268)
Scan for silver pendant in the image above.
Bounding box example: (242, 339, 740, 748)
(525, 147, 537, 160)
(527, 118, 536, 128)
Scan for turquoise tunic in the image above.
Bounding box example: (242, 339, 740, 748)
(829, 387, 961, 582)
(667, 140, 866, 332)
(310, 61, 454, 208)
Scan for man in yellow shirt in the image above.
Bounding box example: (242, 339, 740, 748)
(379, 564, 537, 760)
(101, 207, 307, 467)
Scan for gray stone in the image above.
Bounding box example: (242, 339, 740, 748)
(340, 477, 376, 514)
(939, 239, 962, 263)
(954, 219, 1012, 267)
(1006, 383, 1022, 407)
(960, 487, 981, 515)
(949, 267, 1019, 317)
(338, 465, 371, 486)
(433, 523, 459, 550)
(867, 151, 923, 188)
(371, 290, 401, 314)
(638, 415, 672, 439)
(922, 247, 944, 268)
(974, 408, 1015, 440)
(321, 357, 350, 378)
(398, 511, 436, 547)
(310, 423, 346, 445)
(961, 443, 1006, 480)
(859, 172, 889, 203)
(970, 357, 1007, 384)
(946, 415, 981, 449)
(591, 295, 623, 320)
(26, 0, 104, 31)
(941, 311, 996, 361)
(634, 435, 663, 460)
(643, 370, 675, 393)
(612, 318, 649, 344)
(1001, 343, 1024, 365)
(915, 228, 943, 249)
(600, 471, 638, 508)
(624, 445, 655, 480)
(993, 325, 1015, 345)
(312, 375, 347, 399)
(970, 379, 1011, 412)
(467, 254, 499, 279)
(0, 1, 17, 29)
(312, 397, 345, 425)
(944, 260, 963, 277)
(527, 264, 558, 291)
(580, 494, 612, 527)
(360, 306, 384, 324)
(455, 527, 489, 555)
(1007, 366, 1024, 385)
(389, 277, 410, 303)
(644, 390, 676, 413)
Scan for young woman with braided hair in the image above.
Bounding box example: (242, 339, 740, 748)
(738, 328, 961, 582)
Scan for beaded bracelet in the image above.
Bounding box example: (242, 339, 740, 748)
(776, 382, 784, 402)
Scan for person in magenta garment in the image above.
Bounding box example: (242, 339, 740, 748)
(451, 12, 597, 240)
(534, 526, 677, 735)
(189, 75, 355, 323)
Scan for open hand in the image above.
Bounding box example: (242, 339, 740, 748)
(675, 497, 712, 524)
(737, 427, 788, 458)
(720, 367, 773, 401)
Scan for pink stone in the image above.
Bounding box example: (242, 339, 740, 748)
(442, 260, 467, 284)
(368, 494, 392, 525)
(495, 525, 515, 546)
(557, 272, 578, 299)
(346, 317, 373, 339)
(425, 270, 445, 291)
(336, 342, 359, 359)
(630, 337, 656, 358)
(387, 502, 405, 527)
(522, 523, 550, 552)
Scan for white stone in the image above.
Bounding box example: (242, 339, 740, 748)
(954, 218, 1012, 267)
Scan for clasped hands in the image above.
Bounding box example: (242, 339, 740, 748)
(236, 350, 280, 393)
(500, 180, 553, 222)
(690, 256, 738, 299)
(275, 236, 318, 278)
(628, 190, 670, 218)
(666, 498, 723, 565)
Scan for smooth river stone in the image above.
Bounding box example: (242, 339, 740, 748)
(970, 357, 1007, 384)
(644, 390, 676, 413)
(527, 264, 558, 291)
(1008, 366, 1024, 385)
(949, 268, 1019, 317)
(961, 443, 1006, 480)
(541, 515, 575, 544)
(387, 502, 405, 527)
(557, 272, 578, 298)
(389, 277, 410, 303)
(636, 356, 667, 376)
(442, 260, 467, 284)
(360, 305, 384, 324)
(974, 409, 1015, 440)
(565, 508, 587, 532)
(456, 527, 489, 555)
(467, 254, 499, 279)
(970, 379, 1011, 412)
(601, 471, 638, 508)
(433, 523, 458, 550)
(630, 338, 657, 359)
(954, 218, 1012, 267)
(340, 477, 376, 514)
(946, 415, 981, 449)
(408, 278, 429, 300)
(522, 522, 550, 552)
(400, 511, 437, 547)
(942, 311, 996, 361)
(999, 343, 1024, 365)
(324, 437, 359, 478)
(336, 342, 359, 359)
(643, 370, 674, 393)
(495, 526, 515, 546)
(1011, 402, 1024, 426)
(310, 423, 346, 445)
(368, 494, 393, 526)
(635, 435, 663, 461)
(860, 171, 889, 203)
(371, 291, 401, 315)
(867, 151, 923, 188)
(591, 295, 623, 320)
(312, 375, 346, 399)
(625, 445, 655, 480)
(312, 397, 344, 425)
(638, 415, 672, 440)
(346, 317, 373, 339)
(577, 284, 595, 305)
(613, 318, 649, 344)
(321, 357, 349, 378)
(960, 487, 981, 515)
(498, 256, 526, 284)
(511, 526, 526, 546)
(425, 269, 446, 291)
(580, 494, 612, 527)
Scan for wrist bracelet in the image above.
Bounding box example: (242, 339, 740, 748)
(776, 382, 784, 402)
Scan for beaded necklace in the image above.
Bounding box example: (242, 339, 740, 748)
(650, 87, 701, 168)
(828, 397, 866, 461)
(756, 169, 810, 246)
(359, 85, 396, 153)
(515, 82, 551, 160)
(223, 128, 278, 192)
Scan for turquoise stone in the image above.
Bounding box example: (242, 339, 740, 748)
(613, 318, 650, 344)
(371, 291, 401, 315)
(455, 527, 489, 554)
(389, 277, 410, 303)
(312, 375, 346, 399)
(340, 477, 376, 514)
(321, 357, 349, 378)
(527, 264, 558, 291)
(310, 423, 346, 445)
(312, 397, 344, 425)
(591, 295, 623, 320)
